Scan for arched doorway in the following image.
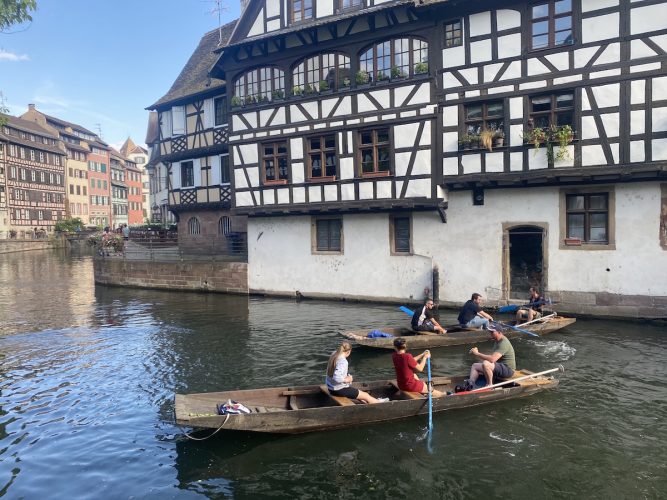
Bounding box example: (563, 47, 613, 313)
(503, 225, 547, 300)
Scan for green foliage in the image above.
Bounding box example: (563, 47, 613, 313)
(0, 0, 36, 31)
(55, 217, 83, 232)
(355, 70, 370, 85)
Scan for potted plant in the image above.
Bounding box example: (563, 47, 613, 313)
(458, 134, 471, 150)
(376, 71, 390, 82)
(553, 124, 574, 161)
(318, 80, 330, 92)
(391, 66, 406, 79)
(244, 95, 256, 106)
(304, 83, 316, 95)
(271, 89, 285, 100)
(494, 129, 505, 147)
(292, 85, 304, 97)
(231, 95, 243, 107)
(356, 70, 370, 85)
(522, 127, 546, 153)
(414, 61, 429, 75)
(480, 128, 495, 152)
(341, 77, 351, 88)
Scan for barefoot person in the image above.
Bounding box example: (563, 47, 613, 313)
(467, 325, 515, 388)
(325, 342, 388, 403)
(411, 298, 447, 334)
(392, 338, 444, 397)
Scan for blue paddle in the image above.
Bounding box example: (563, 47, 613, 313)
(426, 355, 433, 453)
(399, 306, 415, 316)
(491, 320, 540, 338)
(498, 299, 553, 314)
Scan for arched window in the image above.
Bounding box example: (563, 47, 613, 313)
(293, 53, 351, 94)
(359, 38, 428, 83)
(218, 216, 232, 236)
(187, 217, 201, 235)
(233, 67, 285, 105)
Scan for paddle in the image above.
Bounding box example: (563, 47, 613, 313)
(468, 365, 565, 393)
(516, 312, 556, 327)
(399, 306, 415, 316)
(426, 355, 433, 453)
(491, 320, 540, 338)
(498, 299, 553, 314)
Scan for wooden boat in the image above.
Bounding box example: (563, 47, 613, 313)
(174, 368, 561, 434)
(340, 315, 576, 350)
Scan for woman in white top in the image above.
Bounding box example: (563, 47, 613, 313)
(325, 342, 387, 403)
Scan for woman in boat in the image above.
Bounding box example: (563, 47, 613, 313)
(392, 338, 444, 397)
(325, 342, 388, 403)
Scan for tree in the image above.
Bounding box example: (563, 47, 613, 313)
(0, 0, 36, 32)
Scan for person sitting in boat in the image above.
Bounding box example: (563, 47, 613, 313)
(325, 342, 388, 404)
(458, 293, 494, 329)
(411, 298, 447, 334)
(516, 287, 544, 323)
(392, 338, 444, 397)
(467, 325, 516, 389)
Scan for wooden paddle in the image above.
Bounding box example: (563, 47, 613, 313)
(468, 365, 565, 393)
(491, 320, 540, 337)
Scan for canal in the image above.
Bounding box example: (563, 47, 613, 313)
(0, 250, 665, 499)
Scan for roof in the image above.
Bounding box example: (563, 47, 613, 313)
(120, 137, 147, 156)
(148, 20, 237, 109)
(0, 115, 65, 155)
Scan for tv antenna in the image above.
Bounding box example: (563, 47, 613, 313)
(94, 123, 103, 139)
(206, 0, 228, 44)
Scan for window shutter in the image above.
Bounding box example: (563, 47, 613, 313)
(160, 111, 173, 138)
(172, 106, 185, 136)
(204, 99, 214, 129)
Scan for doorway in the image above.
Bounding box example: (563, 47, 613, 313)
(504, 225, 546, 300)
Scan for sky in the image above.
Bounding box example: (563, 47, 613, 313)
(0, 0, 241, 151)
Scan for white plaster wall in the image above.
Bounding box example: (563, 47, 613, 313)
(247, 214, 433, 300)
(249, 184, 667, 302)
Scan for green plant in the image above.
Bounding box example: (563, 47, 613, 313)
(292, 85, 304, 96)
(318, 80, 330, 92)
(55, 217, 83, 233)
(522, 127, 546, 152)
(553, 124, 574, 161)
(304, 83, 316, 95)
(459, 132, 479, 150)
(356, 70, 370, 85)
(341, 77, 351, 87)
(231, 95, 242, 107)
(271, 89, 285, 100)
(522, 124, 574, 161)
(414, 61, 429, 75)
(391, 66, 406, 79)
(376, 71, 389, 82)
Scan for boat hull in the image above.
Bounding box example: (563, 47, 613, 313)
(341, 317, 576, 350)
(175, 371, 559, 434)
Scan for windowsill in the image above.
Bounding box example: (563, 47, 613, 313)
(560, 240, 615, 250)
(308, 176, 337, 183)
(458, 145, 508, 153)
(361, 171, 391, 178)
(263, 179, 288, 185)
(527, 40, 576, 55)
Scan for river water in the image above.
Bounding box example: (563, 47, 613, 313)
(0, 250, 665, 499)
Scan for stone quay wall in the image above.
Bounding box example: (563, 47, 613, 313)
(93, 258, 248, 294)
(0, 239, 59, 254)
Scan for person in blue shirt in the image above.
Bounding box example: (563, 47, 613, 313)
(458, 293, 494, 329)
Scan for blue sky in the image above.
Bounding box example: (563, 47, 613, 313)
(0, 0, 241, 150)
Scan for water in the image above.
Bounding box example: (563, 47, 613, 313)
(0, 250, 666, 499)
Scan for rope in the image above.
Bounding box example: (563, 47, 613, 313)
(181, 413, 230, 441)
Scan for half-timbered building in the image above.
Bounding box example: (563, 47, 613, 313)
(147, 20, 247, 255)
(155, 0, 667, 317)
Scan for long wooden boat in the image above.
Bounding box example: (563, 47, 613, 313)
(340, 315, 576, 350)
(174, 368, 561, 434)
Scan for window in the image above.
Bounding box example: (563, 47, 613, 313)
(391, 215, 411, 254)
(338, 0, 362, 10)
(531, 0, 573, 50)
(214, 97, 227, 126)
(566, 193, 608, 244)
(307, 135, 337, 180)
(293, 53, 351, 93)
(360, 38, 429, 82)
(464, 101, 504, 137)
(187, 217, 201, 235)
(31, 171, 36, 182)
(262, 142, 289, 183)
(219, 216, 232, 236)
(172, 106, 186, 135)
(234, 67, 285, 104)
(290, 0, 313, 23)
(39, 151, 44, 163)
(70, 185, 74, 195)
(529, 92, 574, 129)
(314, 217, 342, 253)
(181, 161, 194, 187)
(359, 129, 391, 176)
(30, 149, 35, 161)
(444, 19, 463, 48)
(220, 154, 230, 184)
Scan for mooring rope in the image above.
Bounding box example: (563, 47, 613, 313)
(181, 413, 230, 441)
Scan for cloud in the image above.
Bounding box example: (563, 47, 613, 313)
(0, 49, 29, 62)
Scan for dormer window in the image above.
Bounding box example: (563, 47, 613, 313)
(290, 0, 313, 24)
(359, 38, 428, 83)
(233, 67, 285, 106)
(293, 53, 351, 95)
(338, 0, 363, 11)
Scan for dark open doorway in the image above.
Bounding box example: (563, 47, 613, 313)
(508, 226, 545, 300)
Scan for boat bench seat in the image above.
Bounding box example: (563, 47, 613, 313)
(319, 385, 357, 406)
(390, 381, 423, 400)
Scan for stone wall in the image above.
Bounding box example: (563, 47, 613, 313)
(0, 240, 59, 254)
(93, 258, 248, 294)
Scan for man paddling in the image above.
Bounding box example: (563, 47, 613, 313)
(458, 293, 493, 329)
(411, 298, 447, 334)
(466, 325, 515, 389)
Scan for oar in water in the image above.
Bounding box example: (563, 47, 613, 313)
(491, 320, 540, 338)
(516, 312, 556, 328)
(468, 365, 565, 393)
(399, 306, 415, 316)
(426, 355, 434, 453)
(498, 299, 554, 314)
